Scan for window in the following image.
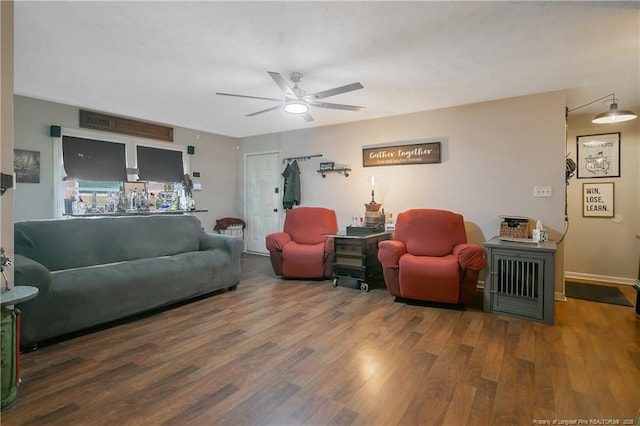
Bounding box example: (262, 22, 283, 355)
(62, 136, 127, 181)
(64, 180, 122, 211)
(53, 128, 188, 217)
(136, 145, 184, 183)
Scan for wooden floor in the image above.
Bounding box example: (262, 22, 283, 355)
(3, 253, 639, 426)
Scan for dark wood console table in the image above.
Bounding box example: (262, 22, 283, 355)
(329, 231, 392, 292)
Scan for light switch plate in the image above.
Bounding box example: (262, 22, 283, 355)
(533, 186, 552, 197)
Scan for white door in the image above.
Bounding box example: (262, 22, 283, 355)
(245, 152, 281, 254)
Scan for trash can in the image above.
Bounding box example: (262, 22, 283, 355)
(1, 308, 18, 410)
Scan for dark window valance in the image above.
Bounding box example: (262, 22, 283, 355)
(136, 145, 184, 183)
(62, 136, 127, 181)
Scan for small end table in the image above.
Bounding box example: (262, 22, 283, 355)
(1, 286, 39, 411)
(329, 231, 392, 292)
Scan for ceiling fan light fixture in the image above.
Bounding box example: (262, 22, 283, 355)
(591, 102, 637, 124)
(284, 100, 308, 114)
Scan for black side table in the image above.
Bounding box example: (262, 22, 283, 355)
(1, 286, 39, 411)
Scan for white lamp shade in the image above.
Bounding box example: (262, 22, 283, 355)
(592, 103, 637, 124)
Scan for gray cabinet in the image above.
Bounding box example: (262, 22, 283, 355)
(483, 237, 557, 325)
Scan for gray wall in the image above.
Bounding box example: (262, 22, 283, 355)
(13, 95, 240, 232)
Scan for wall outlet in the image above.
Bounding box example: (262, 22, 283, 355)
(533, 186, 552, 197)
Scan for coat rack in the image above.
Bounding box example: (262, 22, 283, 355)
(283, 154, 323, 164)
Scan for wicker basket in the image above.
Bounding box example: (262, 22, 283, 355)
(499, 218, 530, 239)
(216, 224, 244, 238)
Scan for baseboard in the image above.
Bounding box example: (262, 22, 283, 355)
(555, 291, 567, 302)
(564, 271, 636, 286)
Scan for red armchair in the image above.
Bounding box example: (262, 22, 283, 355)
(265, 207, 338, 279)
(377, 209, 485, 304)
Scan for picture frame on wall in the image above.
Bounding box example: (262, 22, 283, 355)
(14, 149, 41, 183)
(576, 132, 620, 179)
(582, 182, 614, 218)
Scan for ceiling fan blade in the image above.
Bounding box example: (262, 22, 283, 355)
(267, 71, 297, 99)
(216, 92, 282, 102)
(246, 104, 284, 117)
(309, 101, 365, 112)
(304, 82, 364, 101)
(303, 113, 314, 123)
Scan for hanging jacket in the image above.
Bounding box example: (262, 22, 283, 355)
(281, 162, 291, 207)
(282, 160, 301, 209)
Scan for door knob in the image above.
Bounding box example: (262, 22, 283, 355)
(273, 209, 278, 212)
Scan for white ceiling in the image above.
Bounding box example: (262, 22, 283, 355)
(13, 1, 640, 139)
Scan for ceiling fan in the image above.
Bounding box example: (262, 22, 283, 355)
(216, 71, 365, 122)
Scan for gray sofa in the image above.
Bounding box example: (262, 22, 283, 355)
(14, 214, 243, 348)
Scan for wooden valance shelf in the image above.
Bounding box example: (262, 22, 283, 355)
(317, 168, 350, 178)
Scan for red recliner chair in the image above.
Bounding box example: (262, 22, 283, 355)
(377, 209, 485, 304)
(265, 207, 338, 279)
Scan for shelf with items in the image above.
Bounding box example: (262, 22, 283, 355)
(317, 168, 350, 178)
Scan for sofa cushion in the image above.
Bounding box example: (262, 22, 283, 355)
(15, 215, 203, 271)
(398, 253, 460, 303)
(20, 250, 230, 344)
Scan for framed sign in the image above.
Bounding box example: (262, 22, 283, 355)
(576, 133, 620, 178)
(363, 142, 441, 167)
(582, 182, 614, 218)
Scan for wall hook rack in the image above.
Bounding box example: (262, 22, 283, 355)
(283, 154, 323, 164)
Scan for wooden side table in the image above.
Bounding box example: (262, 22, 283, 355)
(1, 286, 39, 411)
(329, 231, 392, 292)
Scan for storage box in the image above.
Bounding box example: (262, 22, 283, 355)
(499, 216, 530, 239)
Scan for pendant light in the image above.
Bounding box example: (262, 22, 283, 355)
(566, 93, 637, 124)
(591, 99, 637, 124)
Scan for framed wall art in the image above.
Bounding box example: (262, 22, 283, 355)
(14, 149, 41, 183)
(582, 182, 614, 218)
(576, 133, 620, 179)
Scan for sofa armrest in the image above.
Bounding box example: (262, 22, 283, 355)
(453, 243, 486, 270)
(200, 232, 243, 254)
(323, 236, 334, 254)
(14, 254, 52, 295)
(265, 232, 291, 252)
(378, 240, 407, 268)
